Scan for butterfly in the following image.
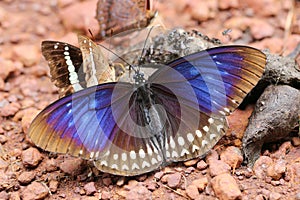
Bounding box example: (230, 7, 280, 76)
(29, 45, 266, 176)
(95, 0, 157, 40)
(41, 35, 115, 97)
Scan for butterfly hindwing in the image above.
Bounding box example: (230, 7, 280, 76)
(29, 45, 266, 175)
(78, 35, 115, 86)
(41, 41, 85, 97)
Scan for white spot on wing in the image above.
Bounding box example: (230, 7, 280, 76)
(121, 153, 127, 161)
(100, 160, 108, 166)
(187, 133, 194, 142)
(180, 149, 190, 156)
(142, 161, 150, 168)
(192, 145, 199, 152)
(132, 163, 140, 170)
(196, 130, 202, 138)
(208, 118, 214, 124)
(210, 133, 217, 140)
(130, 151, 136, 159)
(201, 140, 208, 147)
(113, 154, 118, 160)
(203, 126, 209, 132)
(111, 164, 118, 169)
(139, 149, 146, 158)
(151, 158, 158, 165)
(170, 137, 176, 149)
(122, 164, 129, 171)
(177, 136, 185, 146)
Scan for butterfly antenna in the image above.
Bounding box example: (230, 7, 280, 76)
(98, 44, 138, 73)
(88, 29, 96, 41)
(138, 26, 155, 71)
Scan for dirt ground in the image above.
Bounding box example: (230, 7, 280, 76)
(0, 0, 300, 199)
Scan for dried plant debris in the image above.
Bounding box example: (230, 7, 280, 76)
(242, 85, 300, 166)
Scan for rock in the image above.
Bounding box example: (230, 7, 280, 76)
(242, 85, 300, 166)
(191, 177, 208, 192)
(0, 59, 18, 80)
(13, 44, 39, 67)
(266, 159, 286, 180)
(186, 184, 199, 199)
(187, 0, 218, 21)
(21, 107, 39, 133)
(146, 182, 157, 191)
(220, 146, 243, 169)
(249, 18, 275, 40)
(226, 106, 254, 142)
(17, 171, 35, 185)
(291, 137, 300, 146)
(0, 102, 21, 117)
(183, 158, 199, 166)
(295, 192, 300, 200)
(196, 160, 208, 170)
(241, 0, 281, 16)
(21, 182, 49, 200)
(167, 172, 181, 188)
(286, 162, 300, 184)
(269, 192, 282, 200)
(218, 0, 239, 10)
(58, 155, 84, 175)
(224, 16, 252, 31)
(185, 167, 195, 174)
(0, 191, 9, 200)
(211, 173, 242, 200)
(253, 156, 273, 179)
(101, 190, 112, 200)
(58, 0, 99, 34)
(45, 158, 58, 172)
(9, 191, 21, 200)
(49, 180, 59, 193)
(0, 172, 9, 190)
(251, 38, 284, 54)
(154, 171, 164, 180)
(21, 147, 43, 168)
(206, 150, 219, 162)
(116, 177, 126, 187)
(102, 177, 112, 186)
(84, 182, 97, 196)
(124, 180, 138, 191)
(126, 184, 152, 200)
(0, 135, 7, 144)
(208, 159, 231, 177)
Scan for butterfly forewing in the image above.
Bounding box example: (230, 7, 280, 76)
(29, 45, 266, 176)
(148, 45, 266, 162)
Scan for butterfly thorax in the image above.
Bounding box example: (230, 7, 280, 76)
(133, 71, 147, 86)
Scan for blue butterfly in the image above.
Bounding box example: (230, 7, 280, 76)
(29, 44, 266, 176)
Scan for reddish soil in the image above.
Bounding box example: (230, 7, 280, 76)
(0, 0, 299, 200)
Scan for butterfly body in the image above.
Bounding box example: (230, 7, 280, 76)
(30, 45, 266, 176)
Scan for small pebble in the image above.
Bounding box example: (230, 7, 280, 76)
(196, 160, 208, 170)
(167, 172, 181, 188)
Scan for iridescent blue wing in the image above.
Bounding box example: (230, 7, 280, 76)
(148, 45, 266, 162)
(29, 82, 165, 176)
(29, 45, 266, 176)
